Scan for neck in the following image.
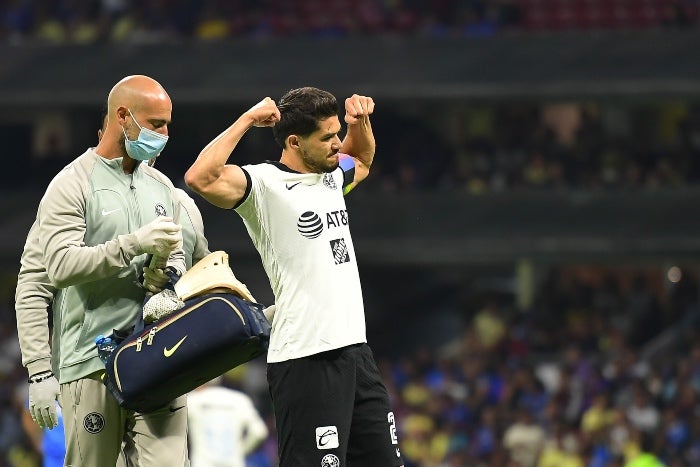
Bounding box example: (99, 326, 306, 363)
(94, 139, 137, 174)
(280, 151, 309, 173)
(122, 157, 138, 174)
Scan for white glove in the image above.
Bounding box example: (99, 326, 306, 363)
(143, 266, 170, 294)
(28, 372, 60, 429)
(134, 217, 182, 258)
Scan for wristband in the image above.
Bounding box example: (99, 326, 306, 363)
(28, 371, 54, 384)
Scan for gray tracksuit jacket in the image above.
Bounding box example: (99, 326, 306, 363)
(15, 184, 210, 381)
(32, 148, 186, 384)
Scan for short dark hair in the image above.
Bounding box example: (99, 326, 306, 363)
(272, 87, 339, 148)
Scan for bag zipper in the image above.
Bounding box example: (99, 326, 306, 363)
(112, 296, 246, 392)
(147, 326, 157, 346)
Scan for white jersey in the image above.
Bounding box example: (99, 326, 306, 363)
(235, 157, 367, 363)
(187, 386, 268, 467)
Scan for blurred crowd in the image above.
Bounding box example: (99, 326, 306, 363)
(357, 101, 700, 193)
(1, 264, 700, 466)
(2, 2, 700, 466)
(0, 0, 698, 45)
(381, 266, 700, 466)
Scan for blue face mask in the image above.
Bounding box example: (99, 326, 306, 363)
(122, 109, 168, 161)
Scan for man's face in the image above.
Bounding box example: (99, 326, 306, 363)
(124, 107, 171, 138)
(119, 105, 171, 158)
(297, 116, 342, 174)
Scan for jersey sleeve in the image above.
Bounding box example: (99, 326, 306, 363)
(233, 167, 254, 210)
(234, 165, 263, 218)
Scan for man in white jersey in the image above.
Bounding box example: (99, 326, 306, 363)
(185, 87, 403, 466)
(187, 377, 268, 467)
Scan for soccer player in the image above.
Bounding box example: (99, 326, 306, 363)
(185, 87, 404, 466)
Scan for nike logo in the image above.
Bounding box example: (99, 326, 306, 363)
(101, 208, 121, 216)
(163, 336, 187, 357)
(285, 182, 301, 190)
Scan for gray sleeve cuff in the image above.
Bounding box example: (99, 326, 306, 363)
(26, 357, 53, 377)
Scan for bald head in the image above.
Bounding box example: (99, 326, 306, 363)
(107, 75, 171, 116)
(95, 75, 172, 166)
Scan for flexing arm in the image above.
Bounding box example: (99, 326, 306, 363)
(340, 94, 376, 190)
(185, 97, 280, 209)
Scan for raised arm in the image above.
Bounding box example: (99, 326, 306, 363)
(340, 94, 375, 189)
(185, 97, 280, 209)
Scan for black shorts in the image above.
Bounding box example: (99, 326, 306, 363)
(267, 343, 403, 467)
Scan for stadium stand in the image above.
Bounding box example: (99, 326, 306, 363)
(1, 2, 699, 466)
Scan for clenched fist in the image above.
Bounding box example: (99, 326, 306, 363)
(246, 97, 281, 128)
(344, 94, 375, 125)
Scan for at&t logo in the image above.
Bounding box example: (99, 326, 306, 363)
(297, 211, 323, 239)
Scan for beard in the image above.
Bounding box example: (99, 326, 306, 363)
(301, 148, 339, 174)
(118, 134, 128, 157)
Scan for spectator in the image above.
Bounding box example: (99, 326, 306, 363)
(503, 407, 546, 467)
